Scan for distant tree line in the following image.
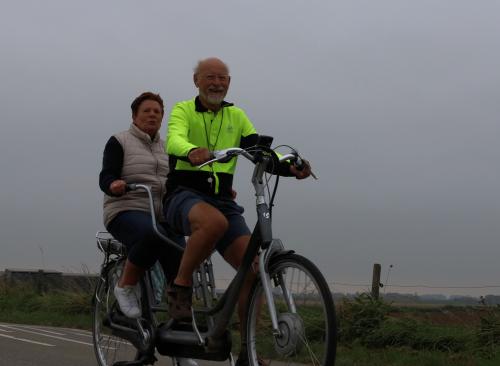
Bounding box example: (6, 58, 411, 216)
(332, 292, 500, 306)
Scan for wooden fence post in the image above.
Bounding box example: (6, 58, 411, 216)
(371, 263, 381, 299)
(36, 269, 44, 294)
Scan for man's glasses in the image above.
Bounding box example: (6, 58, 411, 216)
(203, 74, 230, 82)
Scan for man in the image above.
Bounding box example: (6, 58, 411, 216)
(163, 57, 311, 365)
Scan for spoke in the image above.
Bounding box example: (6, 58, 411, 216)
(298, 331, 321, 366)
(247, 256, 335, 366)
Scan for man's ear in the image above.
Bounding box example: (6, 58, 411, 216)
(193, 73, 199, 87)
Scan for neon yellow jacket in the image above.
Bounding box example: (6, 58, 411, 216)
(165, 97, 257, 197)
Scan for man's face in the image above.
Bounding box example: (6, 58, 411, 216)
(194, 60, 231, 107)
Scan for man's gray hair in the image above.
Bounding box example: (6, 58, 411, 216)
(193, 57, 230, 75)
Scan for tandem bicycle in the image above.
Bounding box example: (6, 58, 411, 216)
(92, 138, 337, 366)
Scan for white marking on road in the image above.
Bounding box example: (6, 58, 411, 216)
(0, 333, 55, 347)
(58, 326, 93, 336)
(1, 324, 94, 346)
(0, 324, 12, 333)
(62, 328, 93, 337)
(69, 331, 93, 338)
(15, 324, 66, 336)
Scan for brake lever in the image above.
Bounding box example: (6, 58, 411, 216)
(198, 148, 241, 169)
(213, 150, 234, 163)
(198, 158, 219, 169)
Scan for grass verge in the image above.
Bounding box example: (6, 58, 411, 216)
(0, 282, 93, 329)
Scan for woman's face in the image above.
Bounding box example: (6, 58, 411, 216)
(132, 99, 163, 137)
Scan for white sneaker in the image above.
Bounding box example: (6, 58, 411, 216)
(175, 357, 199, 366)
(114, 284, 141, 318)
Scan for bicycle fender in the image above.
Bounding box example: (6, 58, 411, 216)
(269, 249, 295, 262)
(261, 238, 294, 270)
(266, 248, 295, 270)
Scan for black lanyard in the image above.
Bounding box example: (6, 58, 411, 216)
(201, 108, 224, 187)
(202, 108, 224, 151)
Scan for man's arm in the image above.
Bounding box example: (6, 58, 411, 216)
(166, 103, 198, 158)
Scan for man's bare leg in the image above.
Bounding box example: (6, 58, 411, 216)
(173, 201, 228, 286)
(168, 202, 228, 321)
(222, 235, 258, 342)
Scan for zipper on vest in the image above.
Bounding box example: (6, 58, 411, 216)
(151, 144, 161, 218)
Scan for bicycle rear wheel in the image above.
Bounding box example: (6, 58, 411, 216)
(245, 253, 337, 366)
(92, 259, 142, 366)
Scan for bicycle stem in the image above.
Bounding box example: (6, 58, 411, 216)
(252, 155, 273, 246)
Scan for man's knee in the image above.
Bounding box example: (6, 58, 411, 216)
(193, 215, 228, 241)
(189, 203, 228, 241)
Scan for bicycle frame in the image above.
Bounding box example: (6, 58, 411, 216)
(107, 146, 303, 355)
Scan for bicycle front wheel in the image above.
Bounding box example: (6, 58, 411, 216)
(245, 253, 337, 366)
(92, 260, 141, 366)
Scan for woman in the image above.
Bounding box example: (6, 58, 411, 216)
(99, 91, 182, 317)
(99, 92, 197, 366)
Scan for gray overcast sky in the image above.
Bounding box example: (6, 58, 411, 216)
(1, 0, 499, 296)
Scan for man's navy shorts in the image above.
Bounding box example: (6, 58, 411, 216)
(163, 189, 251, 255)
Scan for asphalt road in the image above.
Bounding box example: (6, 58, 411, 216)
(0, 323, 230, 366)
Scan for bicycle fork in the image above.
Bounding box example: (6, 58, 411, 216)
(258, 240, 297, 337)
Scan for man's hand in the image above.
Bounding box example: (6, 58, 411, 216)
(109, 179, 127, 196)
(289, 159, 312, 180)
(188, 147, 212, 166)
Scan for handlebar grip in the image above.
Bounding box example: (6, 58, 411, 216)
(294, 157, 305, 171)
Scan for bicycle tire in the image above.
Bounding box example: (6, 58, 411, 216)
(245, 253, 337, 366)
(92, 259, 143, 366)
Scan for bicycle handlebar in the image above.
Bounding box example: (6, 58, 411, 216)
(197, 147, 253, 168)
(198, 146, 318, 179)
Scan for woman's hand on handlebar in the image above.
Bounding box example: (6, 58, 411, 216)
(109, 179, 127, 196)
(188, 147, 212, 166)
